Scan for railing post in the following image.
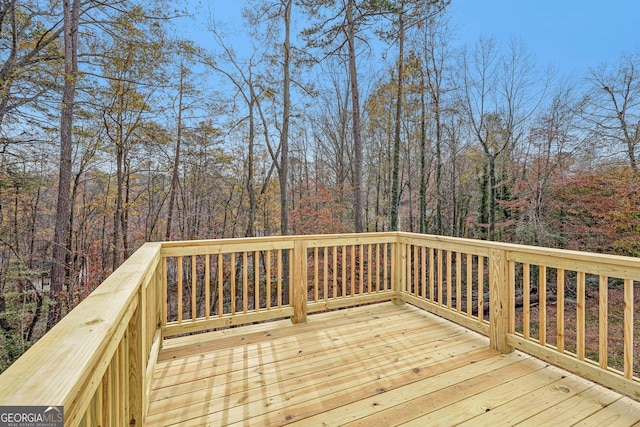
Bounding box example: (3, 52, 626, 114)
(291, 240, 308, 323)
(489, 248, 513, 353)
(392, 239, 406, 305)
(127, 290, 144, 426)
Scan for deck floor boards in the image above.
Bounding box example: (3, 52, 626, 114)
(147, 302, 640, 426)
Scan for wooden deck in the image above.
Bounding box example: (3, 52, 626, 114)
(147, 302, 640, 426)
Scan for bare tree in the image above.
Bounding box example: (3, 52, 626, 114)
(584, 49, 640, 170)
(459, 37, 545, 240)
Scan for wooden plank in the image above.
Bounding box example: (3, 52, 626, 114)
(506, 250, 640, 281)
(398, 233, 491, 257)
(162, 307, 294, 337)
(573, 396, 640, 425)
(507, 333, 640, 400)
(403, 294, 489, 336)
(292, 353, 540, 427)
(158, 303, 411, 357)
(152, 315, 471, 398)
(513, 383, 620, 426)
(307, 292, 395, 314)
(161, 240, 293, 257)
(397, 358, 563, 426)
(455, 368, 595, 426)
(156, 346, 500, 426)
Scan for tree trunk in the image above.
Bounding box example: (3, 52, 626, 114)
(346, 0, 363, 232)
(280, 0, 291, 236)
(49, 0, 79, 329)
(166, 66, 185, 241)
(390, 9, 405, 231)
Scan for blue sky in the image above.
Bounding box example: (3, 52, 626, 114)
(452, 0, 640, 75)
(194, 0, 640, 76)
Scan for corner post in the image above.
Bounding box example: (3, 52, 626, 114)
(392, 237, 406, 305)
(489, 248, 513, 353)
(291, 240, 308, 323)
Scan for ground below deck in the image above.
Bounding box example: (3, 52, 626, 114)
(147, 302, 640, 426)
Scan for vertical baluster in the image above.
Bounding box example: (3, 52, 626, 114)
(277, 249, 282, 307)
(162, 257, 167, 326)
(577, 271, 586, 360)
(429, 248, 435, 302)
(359, 244, 364, 294)
(438, 249, 443, 305)
(342, 245, 347, 297)
(383, 243, 389, 291)
(376, 244, 381, 292)
(447, 250, 452, 308)
(523, 263, 530, 339)
(314, 247, 319, 302)
(557, 268, 565, 352)
(255, 250, 260, 311)
(351, 245, 356, 296)
(466, 254, 472, 315)
(539, 266, 547, 345)
(456, 252, 462, 312)
(177, 256, 183, 323)
(421, 246, 427, 299)
(323, 247, 328, 301)
(623, 278, 634, 379)
(218, 253, 224, 316)
(333, 246, 338, 298)
(243, 252, 248, 314)
(231, 253, 236, 314)
(599, 274, 608, 368)
(191, 256, 197, 320)
(266, 250, 271, 310)
(478, 256, 484, 321)
(368, 244, 373, 293)
(205, 254, 210, 319)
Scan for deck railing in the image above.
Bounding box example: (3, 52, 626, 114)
(1, 233, 638, 426)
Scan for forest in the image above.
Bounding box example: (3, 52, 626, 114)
(0, 0, 638, 372)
